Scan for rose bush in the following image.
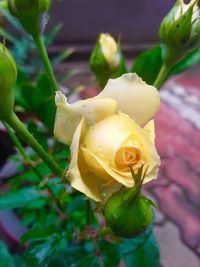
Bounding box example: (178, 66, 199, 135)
(54, 73, 160, 202)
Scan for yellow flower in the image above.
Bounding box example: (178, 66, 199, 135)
(54, 73, 160, 201)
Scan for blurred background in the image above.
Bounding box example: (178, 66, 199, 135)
(0, 1, 200, 267)
(48, 0, 175, 58)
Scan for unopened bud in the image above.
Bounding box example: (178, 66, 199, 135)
(0, 44, 17, 120)
(8, 0, 51, 37)
(90, 33, 125, 88)
(104, 192, 153, 238)
(103, 166, 155, 238)
(159, 0, 200, 65)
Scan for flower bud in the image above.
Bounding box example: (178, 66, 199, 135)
(8, 0, 51, 37)
(159, 0, 200, 65)
(103, 166, 155, 238)
(90, 33, 126, 88)
(0, 44, 17, 121)
(104, 192, 153, 238)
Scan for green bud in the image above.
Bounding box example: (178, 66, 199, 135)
(8, 0, 51, 37)
(104, 192, 153, 238)
(103, 166, 155, 238)
(0, 43, 17, 121)
(159, 0, 200, 65)
(90, 33, 125, 88)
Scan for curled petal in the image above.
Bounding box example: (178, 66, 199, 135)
(81, 147, 134, 187)
(54, 92, 116, 144)
(66, 118, 102, 201)
(98, 73, 160, 125)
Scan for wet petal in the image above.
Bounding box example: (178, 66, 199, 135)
(98, 73, 160, 125)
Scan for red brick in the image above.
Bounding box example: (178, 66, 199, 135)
(176, 76, 200, 99)
(171, 135, 200, 169)
(155, 103, 200, 150)
(152, 184, 200, 249)
(161, 158, 200, 205)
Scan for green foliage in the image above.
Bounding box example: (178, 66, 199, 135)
(0, 187, 46, 209)
(131, 45, 162, 85)
(131, 43, 200, 85)
(18, 74, 56, 131)
(171, 44, 200, 74)
(0, 241, 15, 267)
(120, 231, 160, 267)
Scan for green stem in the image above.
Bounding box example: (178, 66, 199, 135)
(153, 64, 171, 89)
(33, 34, 58, 92)
(85, 199, 91, 225)
(5, 112, 63, 177)
(3, 122, 28, 160)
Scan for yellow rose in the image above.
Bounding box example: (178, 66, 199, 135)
(54, 73, 160, 202)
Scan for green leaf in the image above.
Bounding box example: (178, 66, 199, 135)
(44, 24, 63, 46)
(98, 240, 120, 267)
(35, 74, 56, 131)
(21, 225, 60, 244)
(0, 241, 14, 267)
(131, 45, 162, 85)
(0, 188, 46, 209)
(171, 45, 200, 74)
(19, 74, 56, 131)
(24, 235, 67, 266)
(52, 48, 74, 66)
(74, 254, 100, 267)
(120, 230, 160, 267)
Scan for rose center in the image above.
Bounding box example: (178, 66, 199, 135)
(115, 146, 141, 171)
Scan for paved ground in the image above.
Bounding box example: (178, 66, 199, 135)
(0, 63, 200, 266)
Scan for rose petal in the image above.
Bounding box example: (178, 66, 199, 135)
(66, 118, 102, 201)
(54, 92, 116, 144)
(81, 147, 134, 187)
(83, 113, 136, 165)
(143, 120, 155, 144)
(98, 73, 160, 125)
